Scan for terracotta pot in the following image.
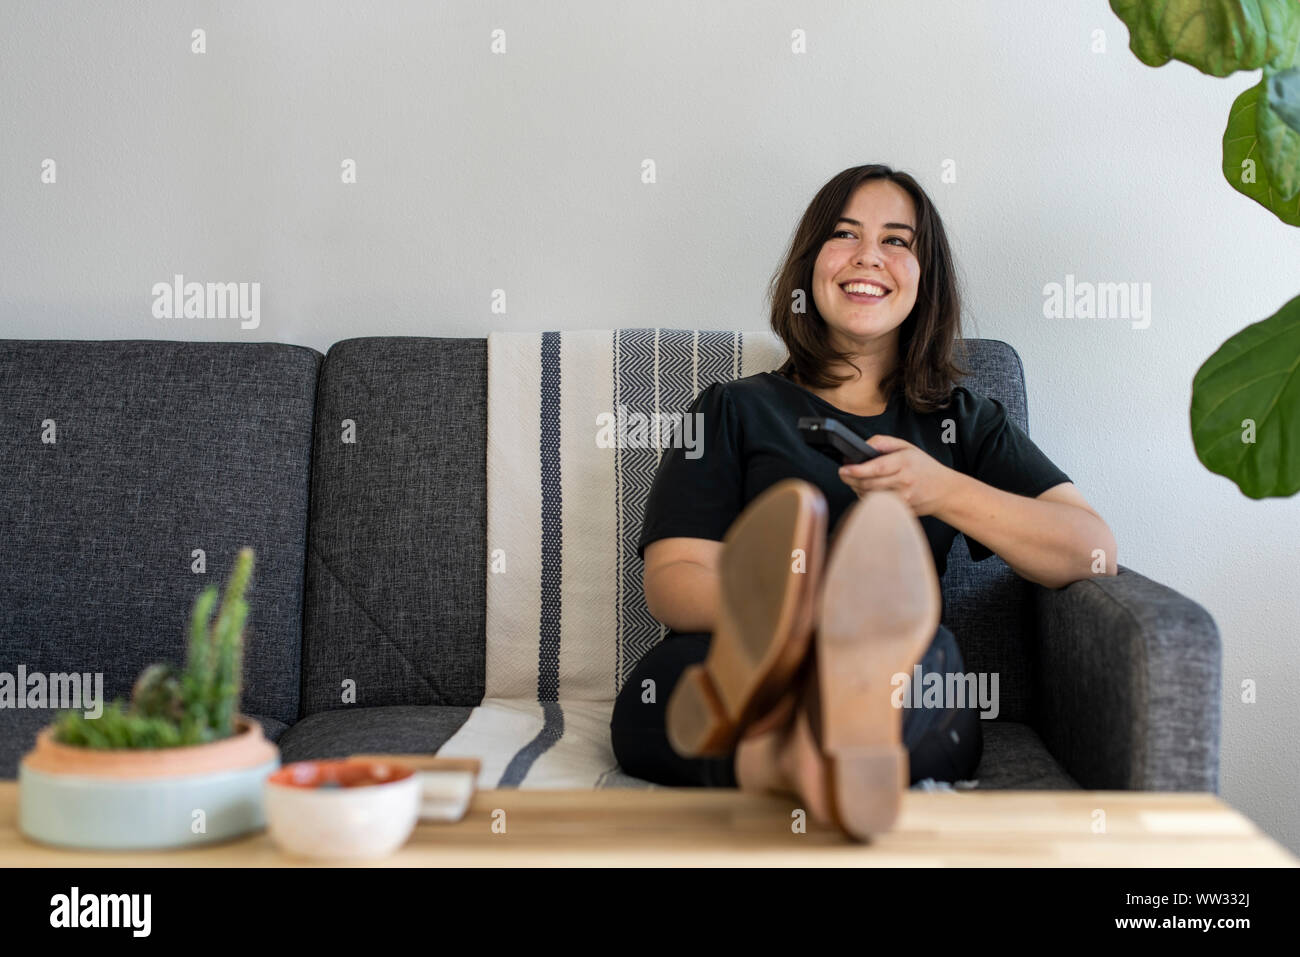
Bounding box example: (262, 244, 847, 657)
(23, 717, 276, 777)
(19, 715, 281, 851)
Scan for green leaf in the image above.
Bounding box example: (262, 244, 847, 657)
(1260, 66, 1300, 198)
(1223, 78, 1300, 222)
(1110, 0, 1300, 75)
(1191, 293, 1300, 498)
(1267, 2, 1300, 69)
(1268, 65, 1300, 128)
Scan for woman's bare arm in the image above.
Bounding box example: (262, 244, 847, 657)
(934, 478, 1117, 588)
(642, 537, 724, 634)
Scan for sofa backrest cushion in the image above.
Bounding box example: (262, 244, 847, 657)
(0, 340, 319, 733)
(300, 337, 487, 717)
(943, 338, 1041, 723)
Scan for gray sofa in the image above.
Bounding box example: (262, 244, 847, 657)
(0, 335, 1222, 791)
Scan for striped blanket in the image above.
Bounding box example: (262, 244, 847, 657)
(433, 329, 787, 788)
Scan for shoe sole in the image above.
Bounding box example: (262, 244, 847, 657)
(812, 491, 941, 840)
(665, 478, 827, 758)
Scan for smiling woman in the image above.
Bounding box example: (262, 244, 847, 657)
(768, 166, 964, 415)
(609, 163, 1116, 842)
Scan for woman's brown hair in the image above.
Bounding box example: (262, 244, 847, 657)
(768, 164, 969, 413)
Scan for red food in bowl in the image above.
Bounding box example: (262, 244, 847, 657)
(268, 759, 415, 789)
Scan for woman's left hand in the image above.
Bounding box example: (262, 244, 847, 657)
(837, 434, 959, 517)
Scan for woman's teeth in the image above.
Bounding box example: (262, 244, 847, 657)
(842, 282, 888, 300)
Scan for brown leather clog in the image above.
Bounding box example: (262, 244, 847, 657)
(665, 478, 828, 757)
(808, 490, 941, 840)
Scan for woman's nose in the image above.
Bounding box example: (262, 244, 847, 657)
(855, 246, 883, 267)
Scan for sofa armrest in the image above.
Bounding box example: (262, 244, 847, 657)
(1031, 565, 1221, 792)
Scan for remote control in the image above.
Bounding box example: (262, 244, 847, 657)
(798, 416, 883, 465)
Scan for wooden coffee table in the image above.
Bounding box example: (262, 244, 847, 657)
(0, 782, 1293, 866)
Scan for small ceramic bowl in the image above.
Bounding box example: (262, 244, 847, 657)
(264, 759, 421, 860)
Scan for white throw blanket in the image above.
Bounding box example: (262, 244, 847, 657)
(434, 328, 787, 788)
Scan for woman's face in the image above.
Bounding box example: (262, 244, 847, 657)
(811, 179, 921, 357)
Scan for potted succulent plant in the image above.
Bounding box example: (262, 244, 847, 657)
(18, 548, 280, 850)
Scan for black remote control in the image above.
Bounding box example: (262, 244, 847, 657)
(798, 416, 883, 465)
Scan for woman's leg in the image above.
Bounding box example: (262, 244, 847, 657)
(611, 623, 983, 788)
(901, 624, 984, 784)
(610, 631, 739, 787)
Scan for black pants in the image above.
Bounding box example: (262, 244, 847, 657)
(610, 623, 984, 787)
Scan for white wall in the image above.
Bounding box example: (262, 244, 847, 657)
(3, 1, 1298, 854)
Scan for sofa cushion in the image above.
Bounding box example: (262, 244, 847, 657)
(300, 337, 487, 717)
(277, 704, 663, 788)
(277, 705, 476, 761)
(971, 721, 1080, 789)
(938, 339, 1045, 725)
(247, 714, 290, 744)
(277, 708, 1075, 791)
(0, 340, 319, 776)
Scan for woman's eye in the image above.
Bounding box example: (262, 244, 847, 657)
(832, 230, 910, 248)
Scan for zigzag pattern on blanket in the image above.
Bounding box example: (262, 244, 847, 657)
(613, 329, 744, 695)
(436, 328, 787, 789)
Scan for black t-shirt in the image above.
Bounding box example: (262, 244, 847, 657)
(636, 370, 1071, 580)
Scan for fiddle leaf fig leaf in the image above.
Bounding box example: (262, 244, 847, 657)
(1191, 293, 1300, 498)
(1267, 3, 1300, 68)
(1222, 78, 1300, 223)
(1259, 67, 1300, 198)
(1267, 66, 1300, 130)
(1110, 0, 1300, 76)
